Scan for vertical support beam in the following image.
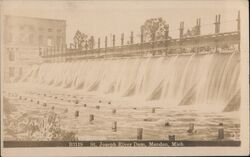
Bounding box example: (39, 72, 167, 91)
(196, 18, 201, 35)
(179, 22, 184, 54)
(215, 14, 221, 53)
(165, 24, 169, 39)
(53, 46, 56, 62)
(237, 11, 240, 32)
(50, 46, 52, 57)
(90, 36, 94, 49)
(54, 45, 56, 56)
(130, 31, 134, 44)
(85, 40, 88, 50)
(179, 21, 184, 39)
(141, 26, 144, 43)
(98, 38, 100, 49)
(215, 14, 221, 33)
(113, 34, 115, 47)
(105, 36, 108, 49)
(236, 11, 240, 52)
(105, 36, 107, 56)
(140, 26, 144, 56)
(121, 33, 124, 46)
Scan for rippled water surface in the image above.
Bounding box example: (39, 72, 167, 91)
(3, 84, 240, 141)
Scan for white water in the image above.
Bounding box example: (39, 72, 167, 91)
(21, 53, 240, 112)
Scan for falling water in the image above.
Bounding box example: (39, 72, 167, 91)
(22, 53, 240, 112)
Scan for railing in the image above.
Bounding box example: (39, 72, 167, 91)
(42, 11, 241, 61)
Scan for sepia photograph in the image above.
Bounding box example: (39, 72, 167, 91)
(0, 0, 249, 156)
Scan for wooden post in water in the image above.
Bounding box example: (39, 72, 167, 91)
(75, 111, 79, 118)
(165, 121, 170, 127)
(112, 121, 117, 132)
(137, 128, 143, 140)
(187, 123, 195, 134)
(168, 135, 175, 141)
(218, 128, 224, 140)
(89, 114, 94, 122)
(112, 109, 116, 114)
(75, 99, 79, 104)
(152, 108, 156, 113)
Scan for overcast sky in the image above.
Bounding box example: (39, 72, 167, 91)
(2, 0, 245, 46)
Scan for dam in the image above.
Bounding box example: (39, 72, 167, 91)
(3, 13, 241, 142)
(24, 52, 240, 112)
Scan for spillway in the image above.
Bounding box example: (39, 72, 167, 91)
(22, 52, 240, 112)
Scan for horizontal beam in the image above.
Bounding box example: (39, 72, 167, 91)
(42, 31, 240, 59)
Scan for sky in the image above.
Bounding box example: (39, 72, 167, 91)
(1, 0, 245, 47)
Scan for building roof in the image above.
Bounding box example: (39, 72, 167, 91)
(5, 15, 66, 23)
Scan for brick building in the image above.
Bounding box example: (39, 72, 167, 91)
(3, 15, 66, 82)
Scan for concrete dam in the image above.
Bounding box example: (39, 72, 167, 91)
(23, 52, 240, 112)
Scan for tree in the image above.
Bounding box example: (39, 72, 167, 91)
(73, 30, 88, 49)
(141, 17, 169, 42)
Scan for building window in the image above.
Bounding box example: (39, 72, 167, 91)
(47, 37, 53, 46)
(9, 50, 15, 61)
(56, 36, 62, 48)
(7, 33, 13, 43)
(39, 48, 43, 56)
(9, 67, 15, 77)
(20, 33, 26, 43)
(29, 34, 34, 44)
(38, 35, 43, 45)
(48, 28, 53, 32)
(39, 27, 44, 31)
